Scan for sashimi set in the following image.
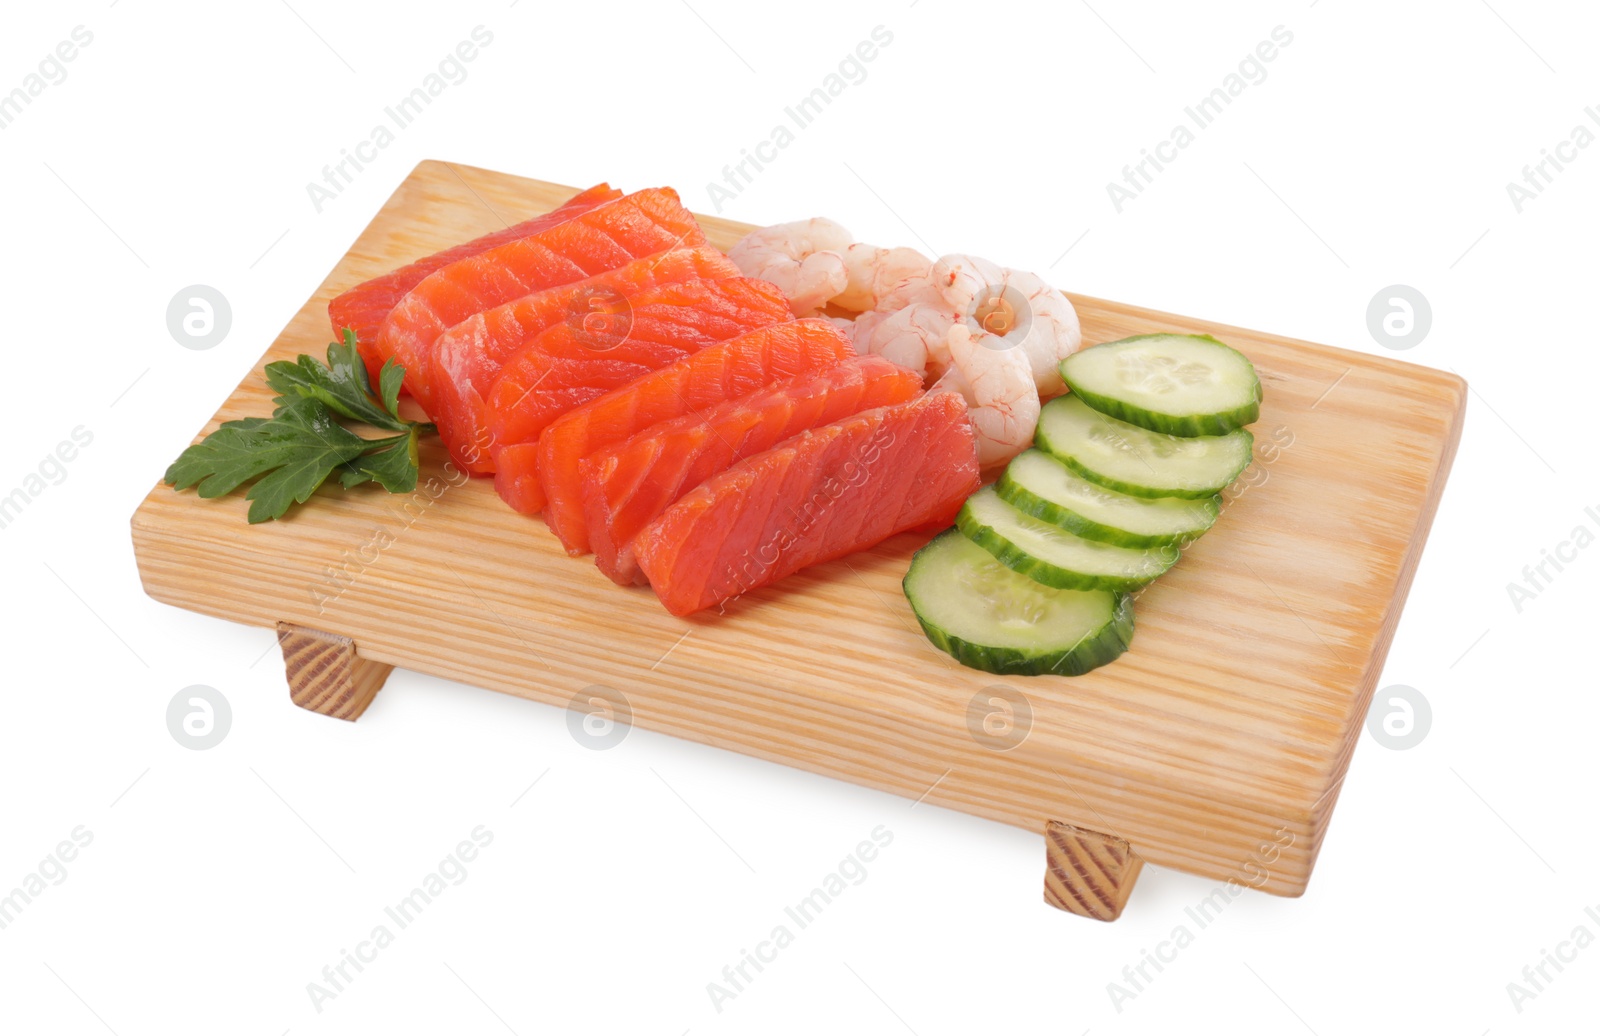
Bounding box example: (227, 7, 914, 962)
(165, 182, 1263, 678)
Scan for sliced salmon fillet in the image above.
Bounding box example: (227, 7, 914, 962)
(584, 356, 924, 585)
(539, 319, 856, 557)
(432, 247, 743, 474)
(330, 183, 620, 386)
(377, 187, 707, 410)
(633, 392, 981, 616)
(488, 277, 792, 515)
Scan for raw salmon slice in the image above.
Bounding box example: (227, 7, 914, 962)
(540, 319, 857, 557)
(584, 355, 924, 584)
(378, 187, 707, 409)
(330, 183, 620, 385)
(634, 392, 980, 617)
(432, 247, 743, 474)
(488, 277, 792, 515)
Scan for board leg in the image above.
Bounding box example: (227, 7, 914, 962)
(275, 622, 393, 722)
(1043, 819, 1144, 922)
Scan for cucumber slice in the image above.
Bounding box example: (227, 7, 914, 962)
(998, 449, 1220, 548)
(957, 487, 1178, 591)
(904, 530, 1134, 676)
(1035, 394, 1253, 499)
(1062, 334, 1262, 436)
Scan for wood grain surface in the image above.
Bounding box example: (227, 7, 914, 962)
(131, 161, 1466, 897)
(1044, 820, 1145, 921)
(276, 622, 393, 722)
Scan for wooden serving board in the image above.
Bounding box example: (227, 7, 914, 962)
(132, 161, 1465, 914)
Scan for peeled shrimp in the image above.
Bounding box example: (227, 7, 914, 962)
(834, 243, 931, 313)
(930, 255, 1082, 396)
(729, 225, 1066, 462)
(846, 278, 958, 379)
(727, 218, 853, 316)
(932, 322, 1041, 467)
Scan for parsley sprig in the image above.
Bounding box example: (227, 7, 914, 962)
(165, 330, 437, 523)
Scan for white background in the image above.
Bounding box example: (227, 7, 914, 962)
(1, 1, 1596, 1033)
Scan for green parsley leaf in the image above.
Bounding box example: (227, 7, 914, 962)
(264, 329, 410, 432)
(165, 332, 438, 523)
(378, 358, 407, 424)
(337, 427, 423, 495)
(164, 416, 282, 498)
